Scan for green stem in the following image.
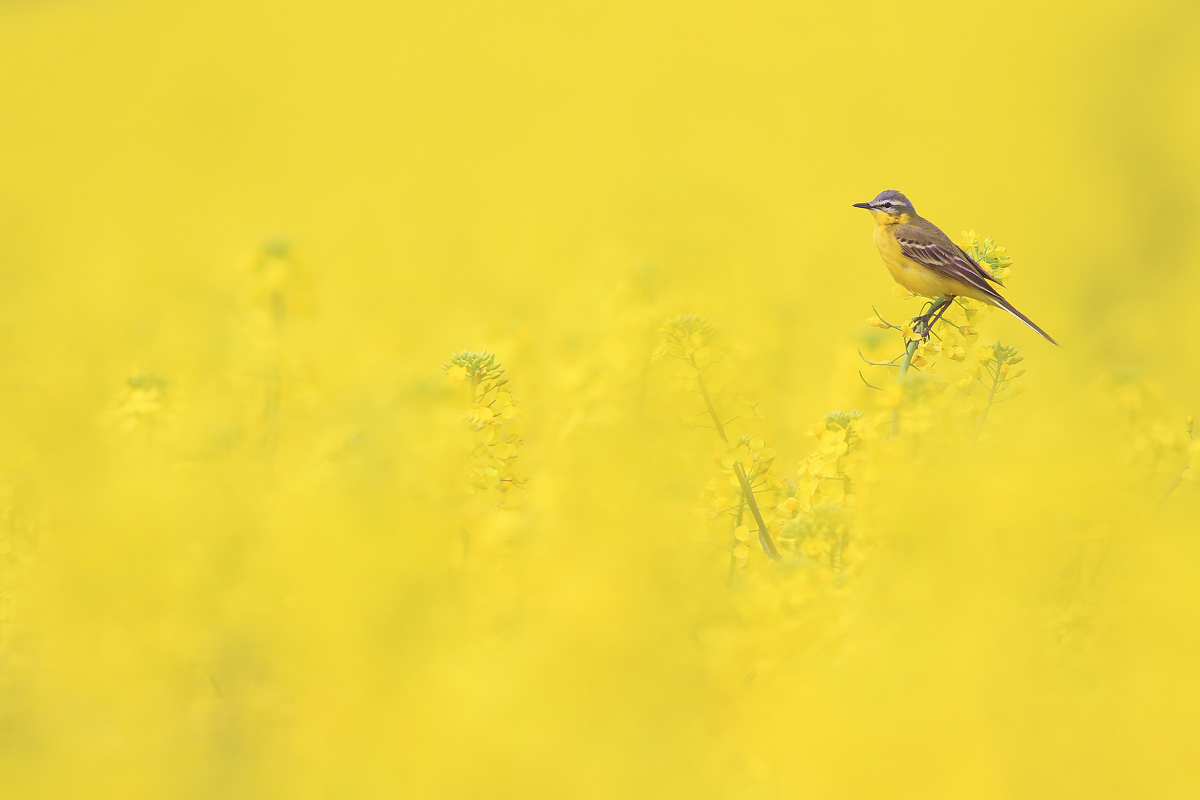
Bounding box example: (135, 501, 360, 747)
(692, 358, 781, 560)
(727, 500, 746, 587)
(890, 338, 920, 438)
(974, 360, 1002, 441)
(889, 297, 947, 438)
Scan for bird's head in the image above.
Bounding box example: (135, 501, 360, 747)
(853, 190, 915, 224)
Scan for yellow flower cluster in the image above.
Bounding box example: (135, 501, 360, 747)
(959, 228, 1014, 282)
(703, 434, 793, 561)
(658, 315, 784, 561)
(713, 436, 779, 503)
(445, 350, 525, 504)
(654, 313, 719, 366)
(654, 313, 734, 397)
(960, 341, 1026, 430)
(796, 410, 875, 509)
(665, 313, 883, 580)
(107, 371, 172, 438)
(784, 410, 877, 571)
(871, 299, 983, 371)
(779, 504, 856, 570)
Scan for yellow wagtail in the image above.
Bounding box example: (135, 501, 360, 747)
(853, 190, 1058, 345)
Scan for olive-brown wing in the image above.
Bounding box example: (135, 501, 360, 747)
(893, 222, 1003, 300)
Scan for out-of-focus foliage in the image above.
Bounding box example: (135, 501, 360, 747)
(2, 1, 1200, 798)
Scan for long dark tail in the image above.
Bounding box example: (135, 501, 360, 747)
(991, 295, 1059, 346)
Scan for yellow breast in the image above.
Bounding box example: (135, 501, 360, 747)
(872, 224, 976, 300)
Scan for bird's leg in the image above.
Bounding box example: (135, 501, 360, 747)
(919, 296, 954, 340)
(910, 297, 950, 338)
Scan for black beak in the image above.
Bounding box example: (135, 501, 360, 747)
(852, 202, 873, 210)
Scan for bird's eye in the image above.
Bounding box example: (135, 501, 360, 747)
(881, 202, 893, 208)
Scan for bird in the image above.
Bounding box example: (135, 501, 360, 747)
(853, 190, 1058, 345)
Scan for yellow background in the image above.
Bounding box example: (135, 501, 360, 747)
(1, 1, 1198, 797)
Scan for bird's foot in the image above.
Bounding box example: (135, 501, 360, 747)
(909, 298, 951, 341)
(908, 313, 936, 341)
